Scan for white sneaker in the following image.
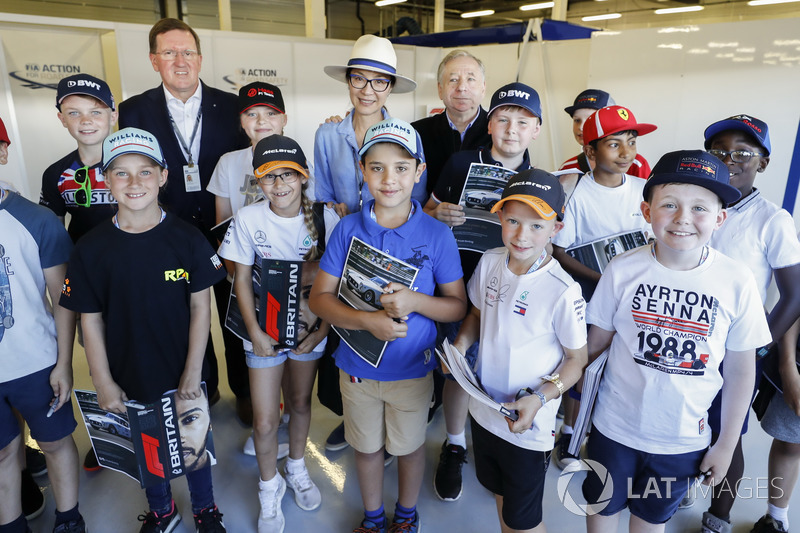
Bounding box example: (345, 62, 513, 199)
(284, 464, 322, 511)
(257, 476, 286, 533)
(244, 433, 289, 460)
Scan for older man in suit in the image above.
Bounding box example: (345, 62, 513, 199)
(119, 18, 250, 422)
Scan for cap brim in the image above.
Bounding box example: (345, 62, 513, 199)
(102, 151, 166, 172)
(490, 195, 558, 220)
(323, 65, 417, 94)
(57, 91, 115, 111)
(253, 160, 309, 180)
(488, 103, 542, 120)
(358, 137, 417, 159)
(240, 102, 285, 115)
(643, 175, 742, 206)
(703, 120, 770, 155)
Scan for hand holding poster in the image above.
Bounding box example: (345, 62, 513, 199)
(75, 383, 216, 488)
(333, 237, 419, 368)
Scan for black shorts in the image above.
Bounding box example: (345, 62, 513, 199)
(471, 417, 550, 530)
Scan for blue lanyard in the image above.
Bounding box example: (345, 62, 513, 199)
(168, 108, 202, 166)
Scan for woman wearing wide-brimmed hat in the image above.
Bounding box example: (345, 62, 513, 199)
(313, 34, 428, 217)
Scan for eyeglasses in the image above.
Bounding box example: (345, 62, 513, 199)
(708, 149, 762, 164)
(347, 74, 392, 93)
(257, 170, 300, 186)
(155, 49, 199, 61)
(73, 166, 92, 207)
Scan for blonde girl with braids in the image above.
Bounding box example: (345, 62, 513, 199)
(218, 134, 339, 532)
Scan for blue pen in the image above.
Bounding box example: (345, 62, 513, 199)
(46, 396, 59, 418)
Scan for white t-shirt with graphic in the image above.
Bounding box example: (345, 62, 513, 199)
(587, 245, 771, 454)
(207, 146, 264, 215)
(552, 172, 651, 250)
(468, 248, 587, 451)
(709, 189, 800, 305)
(218, 202, 339, 353)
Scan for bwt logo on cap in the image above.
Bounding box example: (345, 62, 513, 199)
(499, 89, 531, 100)
(66, 79, 101, 90)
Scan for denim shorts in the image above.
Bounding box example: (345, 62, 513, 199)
(246, 348, 324, 369)
(0, 365, 77, 449)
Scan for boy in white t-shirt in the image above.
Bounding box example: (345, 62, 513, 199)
(551, 105, 656, 467)
(452, 170, 588, 532)
(583, 150, 771, 533)
(702, 115, 800, 533)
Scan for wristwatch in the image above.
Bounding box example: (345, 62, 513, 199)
(516, 387, 547, 407)
(542, 373, 565, 397)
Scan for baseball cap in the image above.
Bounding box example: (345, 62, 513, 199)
(238, 82, 286, 114)
(358, 118, 422, 160)
(643, 150, 741, 206)
(490, 169, 566, 221)
(488, 82, 542, 120)
(0, 117, 10, 146)
(252, 135, 309, 180)
(564, 89, 615, 116)
(703, 114, 771, 156)
(56, 74, 115, 111)
(101, 127, 167, 171)
(582, 105, 657, 146)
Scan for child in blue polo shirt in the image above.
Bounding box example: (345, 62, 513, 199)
(310, 117, 466, 533)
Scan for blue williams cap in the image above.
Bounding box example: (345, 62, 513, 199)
(102, 127, 167, 171)
(359, 118, 422, 160)
(564, 89, 615, 116)
(703, 114, 771, 156)
(488, 82, 542, 120)
(56, 74, 115, 111)
(643, 150, 741, 206)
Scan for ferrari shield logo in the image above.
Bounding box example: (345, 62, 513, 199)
(617, 108, 629, 120)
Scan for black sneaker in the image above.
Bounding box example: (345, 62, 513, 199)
(553, 432, 579, 469)
(751, 515, 788, 533)
(83, 449, 101, 472)
(22, 469, 45, 521)
(138, 501, 181, 533)
(193, 506, 226, 533)
(25, 445, 47, 477)
(325, 422, 349, 452)
(433, 440, 467, 501)
(53, 517, 87, 533)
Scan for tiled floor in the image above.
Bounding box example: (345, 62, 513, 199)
(25, 310, 799, 532)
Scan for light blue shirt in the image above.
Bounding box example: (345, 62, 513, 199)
(313, 109, 429, 214)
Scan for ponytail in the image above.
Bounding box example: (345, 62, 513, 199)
(300, 183, 322, 261)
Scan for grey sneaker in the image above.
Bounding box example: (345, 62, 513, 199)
(257, 476, 286, 533)
(702, 511, 731, 533)
(243, 433, 288, 460)
(284, 464, 321, 511)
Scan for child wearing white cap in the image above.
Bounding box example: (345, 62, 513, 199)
(60, 127, 228, 533)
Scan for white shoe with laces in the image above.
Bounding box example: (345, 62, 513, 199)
(283, 463, 322, 511)
(257, 476, 286, 533)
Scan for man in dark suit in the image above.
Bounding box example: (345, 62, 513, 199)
(119, 18, 251, 422)
(412, 50, 491, 195)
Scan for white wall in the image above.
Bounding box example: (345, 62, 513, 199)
(1, 13, 799, 224)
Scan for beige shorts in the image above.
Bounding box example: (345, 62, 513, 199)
(339, 371, 433, 456)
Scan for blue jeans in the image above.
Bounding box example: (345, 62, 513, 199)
(145, 465, 214, 514)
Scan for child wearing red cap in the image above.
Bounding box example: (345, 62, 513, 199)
(551, 105, 656, 468)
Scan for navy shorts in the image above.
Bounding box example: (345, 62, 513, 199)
(438, 321, 479, 380)
(471, 418, 549, 530)
(582, 428, 705, 524)
(708, 357, 763, 434)
(0, 365, 77, 449)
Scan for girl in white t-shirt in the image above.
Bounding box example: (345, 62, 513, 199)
(208, 81, 289, 224)
(218, 135, 339, 532)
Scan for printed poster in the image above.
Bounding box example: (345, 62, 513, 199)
(452, 163, 516, 253)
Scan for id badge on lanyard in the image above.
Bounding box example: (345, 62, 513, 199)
(169, 108, 202, 192)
